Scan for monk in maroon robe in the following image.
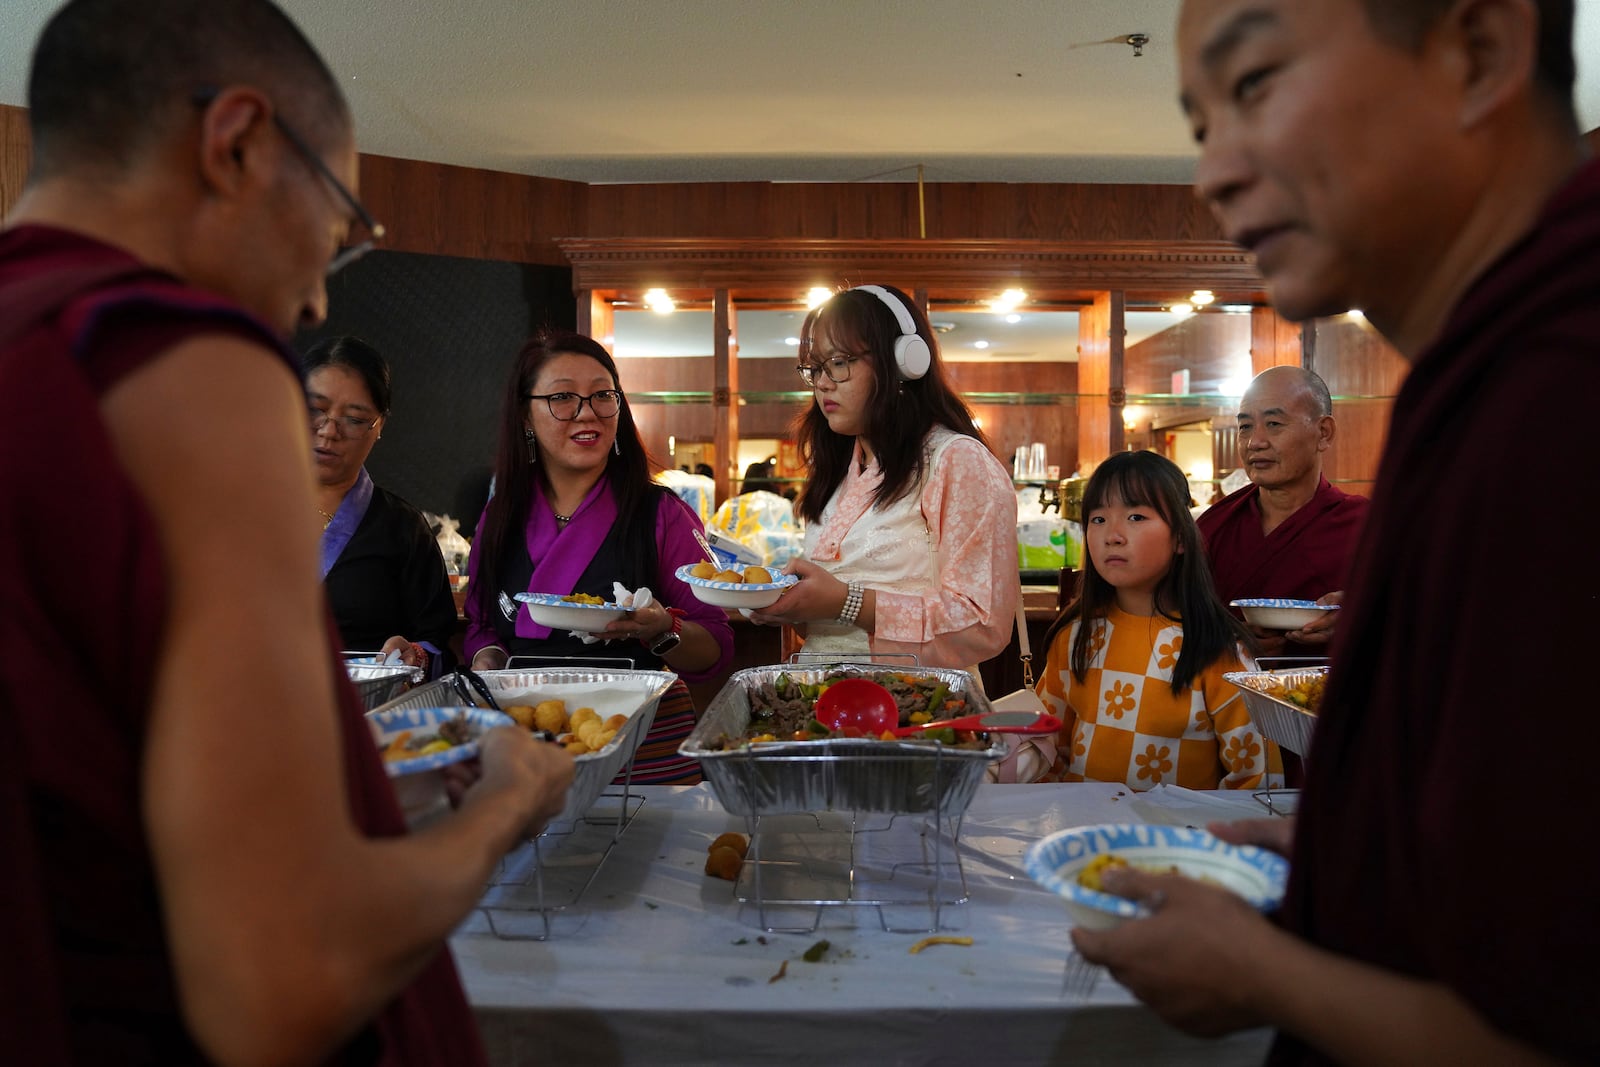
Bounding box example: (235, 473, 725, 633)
(1199, 366, 1369, 661)
(0, 2, 571, 1064)
(1073, 2, 1599, 1064)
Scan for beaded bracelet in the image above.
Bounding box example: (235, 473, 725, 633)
(837, 580, 864, 627)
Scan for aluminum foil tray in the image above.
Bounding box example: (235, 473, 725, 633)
(346, 663, 423, 711)
(682, 663, 1004, 817)
(371, 668, 674, 826)
(1223, 666, 1327, 757)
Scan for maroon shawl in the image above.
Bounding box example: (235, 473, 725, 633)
(1198, 477, 1369, 608)
(0, 225, 484, 1066)
(1272, 160, 1600, 1064)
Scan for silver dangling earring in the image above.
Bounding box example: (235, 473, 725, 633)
(524, 428, 537, 464)
(613, 437, 621, 456)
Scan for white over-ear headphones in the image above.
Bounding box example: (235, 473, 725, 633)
(851, 285, 931, 380)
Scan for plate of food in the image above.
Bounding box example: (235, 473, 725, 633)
(367, 705, 515, 827)
(1024, 823, 1289, 931)
(515, 591, 629, 632)
(675, 562, 798, 609)
(369, 705, 513, 776)
(1230, 598, 1338, 631)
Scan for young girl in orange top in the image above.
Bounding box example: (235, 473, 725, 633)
(1037, 451, 1280, 790)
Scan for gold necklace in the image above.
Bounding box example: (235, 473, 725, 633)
(317, 507, 336, 531)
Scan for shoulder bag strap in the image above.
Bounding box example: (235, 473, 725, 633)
(1016, 586, 1034, 688)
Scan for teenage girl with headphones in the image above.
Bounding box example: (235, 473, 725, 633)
(748, 285, 1018, 670)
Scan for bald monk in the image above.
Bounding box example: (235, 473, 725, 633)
(0, 1, 572, 1063)
(1198, 366, 1368, 658)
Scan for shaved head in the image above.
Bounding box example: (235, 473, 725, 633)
(1249, 366, 1333, 419)
(27, 0, 347, 178)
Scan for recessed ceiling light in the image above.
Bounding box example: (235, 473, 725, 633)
(1005, 314, 1021, 324)
(974, 340, 990, 349)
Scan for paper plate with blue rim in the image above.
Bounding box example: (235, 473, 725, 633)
(367, 705, 514, 777)
(1024, 822, 1290, 931)
(675, 563, 798, 609)
(515, 592, 629, 632)
(1230, 597, 1339, 631)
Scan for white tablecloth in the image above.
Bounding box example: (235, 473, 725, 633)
(451, 782, 1276, 1066)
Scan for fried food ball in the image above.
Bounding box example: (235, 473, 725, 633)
(533, 699, 568, 734)
(564, 740, 591, 755)
(712, 569, 745, 584)
(689, 560, 718, 579)
(604, 713, 629, 731)
(705, 845, 744, 880)
(709, 831, 749, 859)
(569, 707, 600, 733)
(743, 566, 772, 583)
(503, 704, 538, 729)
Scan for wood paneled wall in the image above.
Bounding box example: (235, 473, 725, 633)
(357, 153, 585, 267)
(582, 181, 1220, 243)
(1310, 317, 1410, 489)
(2, 105, 31, 217)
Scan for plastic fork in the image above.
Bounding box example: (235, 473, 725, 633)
(1061, 949, 1102, 1000)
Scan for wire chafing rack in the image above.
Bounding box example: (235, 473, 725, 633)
(371, 667, 674, 940)
(683, 661, 1002, 934)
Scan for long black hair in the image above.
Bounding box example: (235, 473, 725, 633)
(471, 329, 662, 623)
(793, 286, 987, 524)
(1043, 450, 1252, 694)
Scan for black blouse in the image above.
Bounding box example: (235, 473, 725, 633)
(324, 485, 457, 665)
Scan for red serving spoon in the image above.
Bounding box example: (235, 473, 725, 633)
(812, 678, 900, 734)
(812, 679, 1061, 737)
(887, 709, 1061, 738)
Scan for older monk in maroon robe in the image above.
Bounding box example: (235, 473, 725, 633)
(1199, 366, 1368, 659)
(1073, 1, 1600, 1064)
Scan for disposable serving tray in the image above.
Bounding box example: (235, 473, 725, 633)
(372, 668, 674, 825)
(1223, 666, 1327, 757)
(346, 662, 423, 711)
(681, 663, 1004, 817)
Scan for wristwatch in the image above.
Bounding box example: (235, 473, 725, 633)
(648, 609, 685, 657)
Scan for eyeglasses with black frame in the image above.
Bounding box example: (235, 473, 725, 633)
(797, 353, 860, 387)
(523, 390, 624, 421)
(192, 86, 386, 276)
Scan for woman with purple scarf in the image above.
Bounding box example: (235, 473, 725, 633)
(306, 336, 456, 674)
(464, 330, 733, 783)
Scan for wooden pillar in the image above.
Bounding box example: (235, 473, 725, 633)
(578, 291, 614, 349)
(712, 289, 739, 504)
(1108, 291, 1126, 455)
(1250, 306, 1302, 373)
(1077, 291, 1125, 469)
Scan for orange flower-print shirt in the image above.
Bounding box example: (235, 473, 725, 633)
(1035, 607, 1281, 790)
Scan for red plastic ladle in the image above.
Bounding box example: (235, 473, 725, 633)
(812, 679, 1061, 737)
(812, 678, 900, 734)
(887, 709, 1061, 738)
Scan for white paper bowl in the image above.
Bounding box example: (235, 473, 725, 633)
(1024, 823, 1289, 931)
(674, 564, 798, 609)
(367, 705, 514, 827)
(1231, 598, 1338, 631)
(515, 592, 628, 632)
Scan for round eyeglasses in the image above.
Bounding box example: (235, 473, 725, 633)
(524, 389, 623, 421)
(797, 354, 859, 387)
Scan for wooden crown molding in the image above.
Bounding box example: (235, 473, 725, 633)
(556, 237, 1263, 298)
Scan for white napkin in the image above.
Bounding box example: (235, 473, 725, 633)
(1125, 783, 1268, 827)
(568, 583, 653, 643)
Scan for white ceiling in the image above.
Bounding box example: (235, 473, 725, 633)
(3, 0, 1596, 186)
